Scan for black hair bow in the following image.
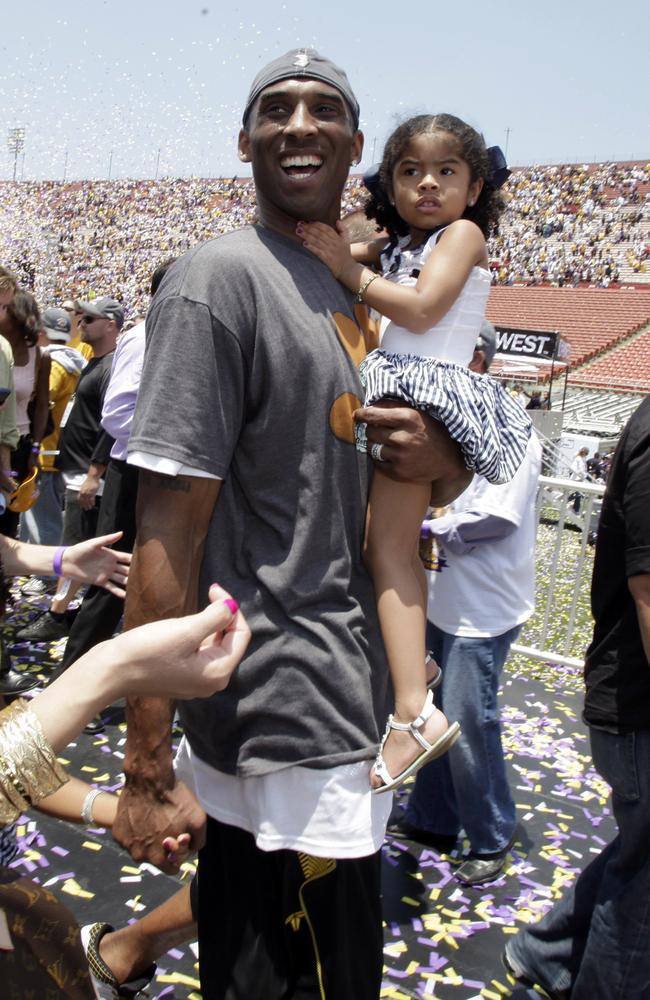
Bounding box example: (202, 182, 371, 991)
(486, 146, 511, 190)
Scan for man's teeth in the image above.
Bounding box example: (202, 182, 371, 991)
(280, 155, 323, 169)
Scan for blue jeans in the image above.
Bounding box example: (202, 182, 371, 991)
(507, 727, 650, 999)
(19, 471, 64, 546)
(405, 622, 520, 855)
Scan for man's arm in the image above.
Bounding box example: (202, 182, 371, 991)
(628, 574, 650, 665)
(355, 403, 472, 506)
(112, 469, 221, 870)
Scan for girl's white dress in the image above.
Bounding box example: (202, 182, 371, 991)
(359, 228, 531, 484)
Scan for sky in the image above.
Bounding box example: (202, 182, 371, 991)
(1, 0, 647, 182)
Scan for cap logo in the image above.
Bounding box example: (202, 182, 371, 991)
(293, 51, 310, 68)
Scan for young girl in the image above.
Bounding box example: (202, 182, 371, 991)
(298, 113, 531, 794)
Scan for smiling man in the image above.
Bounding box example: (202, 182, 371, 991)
(114, 49, 470, 999)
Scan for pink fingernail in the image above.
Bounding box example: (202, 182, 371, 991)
(224, 598, 239, 615)
(162, 837, 174, 850)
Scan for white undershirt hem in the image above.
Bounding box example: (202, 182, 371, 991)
(174, 737, 392, 859)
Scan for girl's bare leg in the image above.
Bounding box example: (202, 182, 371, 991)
(364, 468, 450, 788)
(98, 883, 195, 983)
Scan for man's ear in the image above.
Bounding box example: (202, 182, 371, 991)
(238, 128, 251, 163)
(468, 348, 487, 374)
(351, 130, 364, 168)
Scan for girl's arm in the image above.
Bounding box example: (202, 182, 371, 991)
(36, 777, 195, 860)
(37, 776, 117, 826)
(0, 531, 131, 597)
(300, 219, 486, 334)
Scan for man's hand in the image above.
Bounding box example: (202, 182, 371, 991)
(112, 778, 207, 874)
(78, 470, 101, 510)
(356, 402, 473, 505)
(0, 470, 16, 497)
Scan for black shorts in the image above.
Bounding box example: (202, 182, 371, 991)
(197, 817, 382, 1000)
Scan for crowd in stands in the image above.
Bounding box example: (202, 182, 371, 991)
(490, 161, 650, 287)
(0, 162, 647, 320)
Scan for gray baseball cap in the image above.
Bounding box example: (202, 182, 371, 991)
(242, 48, 360, 129)
(42, 307, 72, 343)
(476, 320, 497, 368)
(76, 297, 124, 329)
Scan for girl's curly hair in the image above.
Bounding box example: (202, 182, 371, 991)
(366, 113, 505, 243)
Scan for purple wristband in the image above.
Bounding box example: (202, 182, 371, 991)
(53, 546, 67, 577)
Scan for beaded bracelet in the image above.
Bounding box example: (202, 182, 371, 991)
(53, 546, 67, 577)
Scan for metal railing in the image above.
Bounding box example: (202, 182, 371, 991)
(511, 474, 606, 669)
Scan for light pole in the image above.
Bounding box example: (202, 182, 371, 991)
(7, 127, 26, 182)
(504, 127, 511, 160)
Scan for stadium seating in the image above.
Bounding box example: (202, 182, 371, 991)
(486, 286, 650, 368)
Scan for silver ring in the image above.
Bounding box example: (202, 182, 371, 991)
(370, 442, 385, 462)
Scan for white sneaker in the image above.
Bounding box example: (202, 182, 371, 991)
(20, 576, 49, 596)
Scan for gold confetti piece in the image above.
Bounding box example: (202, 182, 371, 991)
(82, 841, 102, 851)
(383, 942, 407, 958)
(156, 972, 201, 988)
(121, 865, 141, 875)
(61, 878, 94, 900)
(491, 979, 511, 994)
(80, 765, 97, 773)
(406, 960, 419, 976)
(480, 989, 501, 999)
(400, 896, 420, 907)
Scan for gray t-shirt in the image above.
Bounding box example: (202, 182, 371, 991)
(130, 226, 388, 777)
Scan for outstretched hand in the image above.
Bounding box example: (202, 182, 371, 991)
(109, 583, 251, 701)
(297, 220, 355, 281)
(61, 531, 131, 597)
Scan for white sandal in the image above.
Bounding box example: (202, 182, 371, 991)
(372, 689, 460, 795)
(425, 651, 442, 690)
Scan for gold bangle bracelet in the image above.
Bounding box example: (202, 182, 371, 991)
(354, 272, 379, 304)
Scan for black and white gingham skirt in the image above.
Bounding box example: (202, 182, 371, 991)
(358, 349, 532, 484)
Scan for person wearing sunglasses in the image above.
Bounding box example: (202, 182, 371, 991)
(16, 298, 122, 645)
